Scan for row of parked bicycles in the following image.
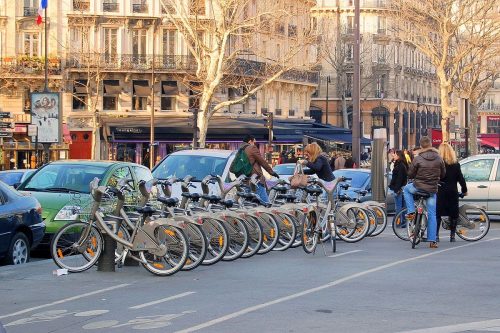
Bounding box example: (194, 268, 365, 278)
(49, 174, 389, 276)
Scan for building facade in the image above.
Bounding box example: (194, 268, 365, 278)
(0, 0, 317, 169)
(311, 0, 442, 150)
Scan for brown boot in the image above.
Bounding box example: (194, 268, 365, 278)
(429, 242, 439, 248)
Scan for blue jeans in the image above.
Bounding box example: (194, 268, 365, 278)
(255, 183, 269, 204)
(403, 183, 437, 242)
(394, 191, 404, 215)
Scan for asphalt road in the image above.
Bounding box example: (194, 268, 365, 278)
(1, 224, 500, 333)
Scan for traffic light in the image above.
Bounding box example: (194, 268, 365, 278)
(264, 112, 273, 129)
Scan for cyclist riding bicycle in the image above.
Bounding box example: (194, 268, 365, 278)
(403, 136, 445, 249)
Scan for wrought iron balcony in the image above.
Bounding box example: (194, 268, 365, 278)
(0, 57, 61, 75)
(103, 2, 119, 12)
(73, 0, 90, 11)
(24, 7, 38, 16)
(132, 3, 148, 13)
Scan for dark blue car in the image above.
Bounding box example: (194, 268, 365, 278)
(0, 180, 45, 265)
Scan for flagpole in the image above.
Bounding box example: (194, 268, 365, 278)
(44, 1, 48, 92)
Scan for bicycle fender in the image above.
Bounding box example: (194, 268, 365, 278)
(361, 200, 385, 208)
(338, 202, 366, 214)
(153, 217, 187, 229)
(459, 204, 484, 214)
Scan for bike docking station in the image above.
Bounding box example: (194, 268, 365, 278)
(371, 128, 387, 204)
(97, 220, 119, 272)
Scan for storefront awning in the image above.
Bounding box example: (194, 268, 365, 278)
(104, 83, 122, 95)
(304, 133, 372, 145)
(134, 84, 151, 97)
(162, 83, 178, 95)
(479, 136, 499, 150)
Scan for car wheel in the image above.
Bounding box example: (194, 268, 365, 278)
(7, 233, 30, 265)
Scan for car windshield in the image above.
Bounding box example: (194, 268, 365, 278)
(0, 172, 23, 186)
(153, 155, 227, 181)
(273, 164, 296, 175)
(19, 164, 108, 193)
(333, 170, 370, 188)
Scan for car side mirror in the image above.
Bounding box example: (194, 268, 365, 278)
(366, 187, 372, 192)
(13, 183, 21, 189)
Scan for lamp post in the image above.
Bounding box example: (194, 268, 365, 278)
(150, 22, 157, 169)
(325, 75, 331, 125)
(352, 0, 361, 165)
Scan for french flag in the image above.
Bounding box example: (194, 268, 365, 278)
(36, 0, 47, 25)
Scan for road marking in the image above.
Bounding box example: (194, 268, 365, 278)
(398, 318, 500, 333)
(328, 250, 362, 258)
(129, 292, 196, 309)
(0, 283, 130, 320)
(175, 237, 500, 333)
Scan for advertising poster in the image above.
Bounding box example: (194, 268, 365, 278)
(31, 92, 61, 143)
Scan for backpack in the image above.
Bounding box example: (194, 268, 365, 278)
(230, 145, 253, 177)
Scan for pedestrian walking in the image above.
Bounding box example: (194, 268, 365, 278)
(388, 150, 408, 217)
(344, 155, 355, 169)
(329, 153, 337, 171)
(241, 135, 279, 203)
(436, 143, 468, 242)
(403, 136, 445, 248)
(334, 154, 346, 170)
(299, 142, 334, 182)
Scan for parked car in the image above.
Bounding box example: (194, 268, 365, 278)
(459, 154, 500, 214)
(333, 169, 395, 213)
(271, 163, 313, 179)
(0, 180, 45, 264)
(0, 169, 36, 188)
(152, 149, 236, 198)
(17, 160, 153, 248)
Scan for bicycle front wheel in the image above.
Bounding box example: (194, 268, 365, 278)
(392, 209, 410, 241)
(223, 216, 249, 261)
(240, 215, 263, 259)
(51, 221, 103, 273)
(257, 212, 280, 255)
(182, 224, 207, 271)
(456, 208, 490, 241)
(411, 214, 422, 249)
(140, 225, 188, 276)
(336, 207, 370, 243)
(201, 218, 229, 265)
(369, 206, 387, 237)
(301, 210, 318, 254)
(273, 212, 298, 252)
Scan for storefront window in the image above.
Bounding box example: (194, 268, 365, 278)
(116, 144, 136, 162)
(487, 116, 500, 133)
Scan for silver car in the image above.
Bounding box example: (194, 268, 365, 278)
(459, 154, 500, 214)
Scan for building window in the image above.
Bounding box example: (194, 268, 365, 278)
(346, 44, 353, 61)
(103, 80, 120, 110)
(132, 0, 148, 13)
(103, 28, 118, 62)
(103, 0, 118, 12)
(23, 32, 39, 57)
(70, 26, 90, 52)
(73, 0, 90, 11)
(161, 81, 178, 111)
(162, 29, 176, 55)
(487, 116, 500, 134)
(345, 73, 353, 97)
(395, 75, 400, 98)
(375, 74, 385, 98)
(347, 16, 354, 34)
(24, 0, 37, 16)
(132, 80, 149, 111)
(377, 16, 386, 34)
(161, 1, 176, 14)
(73, 80, 88, 110)
(189, 82, 201, 109)
(132, 29, 147, 63)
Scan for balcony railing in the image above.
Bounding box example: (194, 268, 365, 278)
(288, 109, 295, 117)
(66, 53, 197, 71)
(73, 0, 90, 11)
(0, 57, 61, 75)
(24, 7, 38, 16)
(479, 104, 500, 111)
(275, 109, 282, 116)
(362, 0, 387, 8)
(132, 3, 148, 13)
(103, 2, 119, 12)
(377, 28, 386, 35)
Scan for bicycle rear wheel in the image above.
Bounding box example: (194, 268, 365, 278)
(366, 209, 378, 236)
(257, 212, 280, 254)
(140, 225, 188, 276)
(223, 216, 249, 261)
(301, 210, 318, 254)
(336, 207, 370, 243)
(456, 208, 490, 241)
(201, 218, 229, 265)
(273, 212, 298, 251)
(369, 206, 388, 237)
(182, 224, 207, 271)
(240, 215, 263, 258)
(392, 209, 410, 241)
(51, 221, 103, 273)
(411, 214, 422, 249)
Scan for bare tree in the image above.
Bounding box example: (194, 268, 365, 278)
(160, 0, 317, 147)
(389, 0, 500, 142)
(454, 44, 500, 154)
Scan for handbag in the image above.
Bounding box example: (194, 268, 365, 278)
(289, 163, 308, 189)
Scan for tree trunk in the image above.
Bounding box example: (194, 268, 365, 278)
(197, 110, 208, 149)
(438, 77, 453, 143)
(342, 98, 349, 129)
(469, 101, 478, 155)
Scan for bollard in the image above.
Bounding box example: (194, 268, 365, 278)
(371, 128, 387, 203)
(97, 234, 116, 272)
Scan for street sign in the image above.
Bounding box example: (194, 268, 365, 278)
(0, 112, 11, 118)
(0, 122, 13, 129)
(0, 131, 12, 137)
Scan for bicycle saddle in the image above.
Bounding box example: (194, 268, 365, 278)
(276, 193, 296, 202)
(202, 194, 222, 203)
(413, 190, 431, 199)
(158, 196, 179, 207)
(237, 191, 258, 200)
(221, 199, 234, 208)
(181, 192, 201, 202)
(136, 206, 157, 216)
(273, 184, 289, 193)
(304, 185, 322, 196)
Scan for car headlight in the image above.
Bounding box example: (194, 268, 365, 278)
(54, 205, 81, 221)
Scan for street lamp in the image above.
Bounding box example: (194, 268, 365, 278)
(325, 75, 331, 125)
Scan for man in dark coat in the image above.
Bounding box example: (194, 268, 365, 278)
(403, 136, 445, 247)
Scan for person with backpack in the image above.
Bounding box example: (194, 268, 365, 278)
(231, 135, 278, 203)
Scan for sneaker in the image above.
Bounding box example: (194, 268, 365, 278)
(405, 213, 415, 223)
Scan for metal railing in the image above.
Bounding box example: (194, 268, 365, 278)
(0, 57, 62, 75)
(275, 109, 282, 116)
(103, 2, 119, 12)
(24, 7, 38, 16)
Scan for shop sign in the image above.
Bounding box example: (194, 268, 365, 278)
(28, 124, 38, 137)
(31, 92, 61, 143)
(115, 128, 144, 134)
(487, 116, 500, 121)
(0, 122, 13, 129)
(0, 131, 13, 137)
(0, 112, 11, 118)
